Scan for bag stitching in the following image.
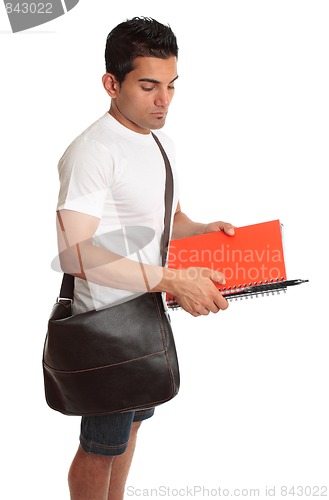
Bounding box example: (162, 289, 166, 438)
(43, 348, 166, 374)
(151, 293, 176, 395)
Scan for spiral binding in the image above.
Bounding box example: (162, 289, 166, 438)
(166, 278, 308, 309)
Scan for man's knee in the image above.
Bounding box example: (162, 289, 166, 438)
(69, 445, 115, 478)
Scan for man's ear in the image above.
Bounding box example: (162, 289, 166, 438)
(102, 73, 120, 98)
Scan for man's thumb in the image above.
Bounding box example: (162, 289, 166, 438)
(210, 270, 226, 285)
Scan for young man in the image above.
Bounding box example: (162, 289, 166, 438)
(56, 17, 234, 500)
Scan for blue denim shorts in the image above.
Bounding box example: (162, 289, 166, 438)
(79, 407, 155, 456)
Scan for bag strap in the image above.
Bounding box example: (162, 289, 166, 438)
(58, 133, 174, 301)
(151, 132, 174, 267)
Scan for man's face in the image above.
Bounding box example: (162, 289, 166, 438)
(109, 56, 178, 134)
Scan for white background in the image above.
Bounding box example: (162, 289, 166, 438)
(1, 1, 328, 498)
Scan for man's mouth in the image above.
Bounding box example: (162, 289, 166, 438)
(151, 112, 166, 119)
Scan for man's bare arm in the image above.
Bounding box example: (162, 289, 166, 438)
(171, 202, 235, 240)
(57, 209, 164, 292)
(57, 208, 230, 316)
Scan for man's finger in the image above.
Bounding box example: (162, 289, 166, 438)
(209, 269, 226, 284)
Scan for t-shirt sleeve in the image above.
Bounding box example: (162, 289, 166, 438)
(57, 138, 114, 219)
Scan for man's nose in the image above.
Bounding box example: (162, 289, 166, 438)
(154, 88, 170, 107)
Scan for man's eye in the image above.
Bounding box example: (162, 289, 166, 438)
(142, 86, 154, 92)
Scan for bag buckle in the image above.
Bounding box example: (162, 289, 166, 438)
(57, 297, 73, 306)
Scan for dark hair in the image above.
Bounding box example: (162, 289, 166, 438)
(105, 17, 178, 84)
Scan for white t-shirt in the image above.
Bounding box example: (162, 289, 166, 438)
(57, 112, 179, 313)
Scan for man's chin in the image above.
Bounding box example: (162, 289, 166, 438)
(149, 119, 167, 130)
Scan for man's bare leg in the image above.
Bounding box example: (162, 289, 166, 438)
(68, 446, 115, 500)
(107, 421, 142, 500)
(68, 421, 142, 500)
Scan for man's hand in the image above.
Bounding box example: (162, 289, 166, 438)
(202, 221, 235, 236)
(162, 216, 235, 316)
(163, 266, 228, 317)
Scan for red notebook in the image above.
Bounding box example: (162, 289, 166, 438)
(166, 219, 289, 306)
